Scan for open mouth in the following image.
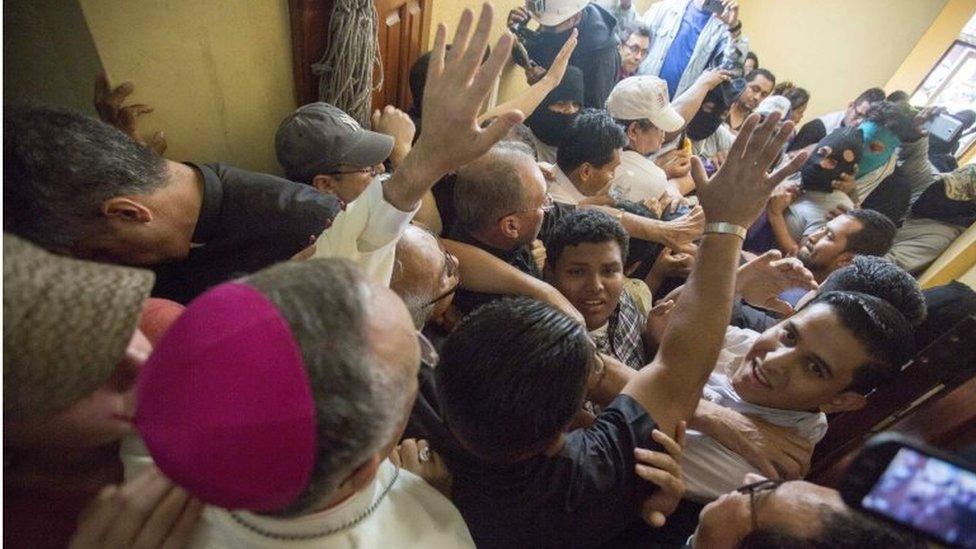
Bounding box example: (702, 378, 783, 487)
(750, 358, 772, 389)
(581, 299, 605, 308)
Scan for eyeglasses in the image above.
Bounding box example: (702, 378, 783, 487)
(738, 479, 784, 532)
(322, 165, 380, 177)
(626, 43, 650, 57)
(417, 330, 439, 368)
(497, 193, 554, 221)
(423, 280, 460, 309)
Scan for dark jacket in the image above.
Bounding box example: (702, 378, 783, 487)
(522, 4, 621, 109)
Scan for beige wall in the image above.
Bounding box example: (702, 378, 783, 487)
(79, 0, 297, 174)
(886, 0, 976, 94)
(4, 0, 103, 114)
(738, 0, 949, 120)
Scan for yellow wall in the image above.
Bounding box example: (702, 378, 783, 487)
(4, 0, 103, 115)
(886, 0, 976, 95)
(738, 0, 949, 120)
(79, 0, 297, 174)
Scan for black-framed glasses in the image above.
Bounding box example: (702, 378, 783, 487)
(422, 280, 460, 309)
(738, 479, 784, 531)
(626, 43, 649, 57)
(497, 193, 554, 221)
(322, 165, 380, 177)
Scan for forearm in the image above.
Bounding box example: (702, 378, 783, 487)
(479, 78, 555, 123)
(388, 144, 411, 170)
(767, 211, 798, 253)
(671, 81, 712, 130)
(413, 190, 443, 234)
(444, 238, 565, 303)
(382, 144, 444, 212)
(622, 233, 743, 434)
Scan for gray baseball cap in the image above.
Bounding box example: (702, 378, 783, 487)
(275, 102, 394, 183)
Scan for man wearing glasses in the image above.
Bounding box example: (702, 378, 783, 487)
(687, 475, 923, 548)
(617, 24, 651, 81)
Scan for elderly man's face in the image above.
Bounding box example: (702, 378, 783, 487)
(395, 227, 461, 323)
(619, 33, 650, 74)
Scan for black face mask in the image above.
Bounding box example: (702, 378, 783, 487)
(526, 109, 578, 147)
(800, 127, 864, 193)
(525, 65, 584, 147)
(686, 105, 726, 141)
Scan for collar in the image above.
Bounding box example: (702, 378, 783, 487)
(550, 166, 587, 205)
(224, 459, 399, 540)
(187, 163, 223, 245)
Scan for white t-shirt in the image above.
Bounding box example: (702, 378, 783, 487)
(682, 327, 829, 502)
(311, 175, 418, 285)
(692, 125, 735, 159)
(610, 150, 669, 203)
(548, 165, 588, 205)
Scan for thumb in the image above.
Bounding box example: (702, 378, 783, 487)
(690, 155, 709, 188)
(764, 297, 795, 317)
(371, 109, 380, 129)
(759, 249, 783, 263)
(478, 110, 525, 151)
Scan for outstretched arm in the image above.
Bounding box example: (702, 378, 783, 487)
(621, 113, 808, 435)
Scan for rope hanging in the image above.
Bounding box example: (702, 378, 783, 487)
(312, 0, 383, 127)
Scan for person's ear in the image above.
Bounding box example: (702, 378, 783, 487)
(312, 174, 339, 195)
(340, 454, 383, 494)
(102, 198, 152, 223)
(499, 215, 520, 240)
(821, 391, 867, 414)
(627, 122, 641, 143)
(578, 163, 593, 183)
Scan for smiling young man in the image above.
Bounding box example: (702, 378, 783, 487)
(679, 291, 914, 502)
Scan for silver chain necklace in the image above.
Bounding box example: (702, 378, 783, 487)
(229, 466, 400, 542)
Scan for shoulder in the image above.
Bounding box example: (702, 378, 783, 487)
(390, 469, 476, 546)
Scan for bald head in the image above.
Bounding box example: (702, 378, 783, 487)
(454, 143, 544, 235)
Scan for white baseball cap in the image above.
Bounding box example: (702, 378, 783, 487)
(605, 76, 685, 133)
(756, 96, 793, 119)
(527, 0, 588, 27)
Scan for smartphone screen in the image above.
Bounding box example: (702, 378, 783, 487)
(861, 447, 976, 548)
(925, 114, 964, 142)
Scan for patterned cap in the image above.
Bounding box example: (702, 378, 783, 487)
(3, 233, 154, 419)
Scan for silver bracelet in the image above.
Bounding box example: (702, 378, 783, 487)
(703, 222, 747, 240)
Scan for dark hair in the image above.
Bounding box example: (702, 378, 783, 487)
(740, 505, 926, 549)
(820, 256, 925, 326)
(745, 51, 758, 66)
(435, 297, 593, 462)
(854, 87, 886, 107)
(545, 209, 629, 269)
(864, 100, 917, 141)
(621, 23, 651, 42)
(409, 51, 433, 113)
(774, 81, 810, 111)
(4, 107, 169, 250)
(843, 209, 897, 257)
(745, 68, 776, 86)
(885, 90, 910, 103)
(556, 109, 627, 173)
(614, 118, 657, 135)
(803, 291, 915, 394)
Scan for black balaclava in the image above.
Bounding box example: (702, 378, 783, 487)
(800, 127, 864, 193)
(686, 78, 745, 141)
(525, 66, 584, 147)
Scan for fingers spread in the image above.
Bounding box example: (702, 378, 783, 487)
(768, 149, 808, 187)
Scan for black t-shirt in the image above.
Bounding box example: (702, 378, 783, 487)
(448, 202, 574, 314)
(911, 179, 976, 227)
(407, 372, 663, 548)
(151, 163, 341, 303)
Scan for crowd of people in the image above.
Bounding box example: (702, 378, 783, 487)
(4, 0, 976, 547)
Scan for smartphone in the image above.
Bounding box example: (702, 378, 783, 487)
(924, 112, 965, 143)
(840, 433, 976, 548)
(703, 0, 726, 15)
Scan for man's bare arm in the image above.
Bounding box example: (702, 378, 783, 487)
(621, 113, 809, 435)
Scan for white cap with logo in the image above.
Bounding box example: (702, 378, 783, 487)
(527, 0, 588, 27)
(605, 76, 685, 133)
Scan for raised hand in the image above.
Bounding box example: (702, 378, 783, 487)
(692, 112, 808, 229)
(736, 249, 817, 316)
(391, 438, 453, 497)
(717, 0, 740, 28)
(661, 205, 705, 251)
(371, 105, 416, 168)
(507, 6, 530, 28)
(383, 4, 521, 211)
(94, 72, 167, 155)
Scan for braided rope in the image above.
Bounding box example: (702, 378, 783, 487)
(312, 0, 382, 127)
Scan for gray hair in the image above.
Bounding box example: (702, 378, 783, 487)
(244, 258, 411, 516)
(3, 107, 169, 250)
(390, 225, 439, 329)
(454, 144, 537, 233)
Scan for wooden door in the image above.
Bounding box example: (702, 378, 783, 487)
(288, 0, 431, 113)
(373, 0, 432, 111)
